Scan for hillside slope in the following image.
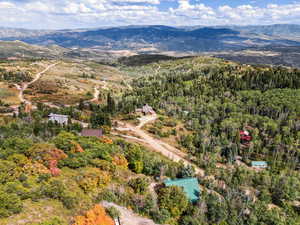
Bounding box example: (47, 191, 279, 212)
(119, 56, 300, 224)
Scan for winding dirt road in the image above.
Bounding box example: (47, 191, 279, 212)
(114, 116, 229, 200)
(14, 62, 58, 106)
(115, 114, 205, 176)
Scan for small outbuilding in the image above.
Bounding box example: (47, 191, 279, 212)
(251, 161, 268, 169)
(164, 177, 200, 202)
(81, 129, 103, 138)
(136, 104, 155, 115)
(48, 113, 68, 125)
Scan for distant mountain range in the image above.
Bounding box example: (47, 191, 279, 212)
(1, 24, 300, 68)
(1, 24, 300, 53)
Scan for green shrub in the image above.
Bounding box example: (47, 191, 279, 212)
(90, 159, 116, 172)
(157, 186, 188, 218)
(150, 208, 171, 224)
(106, 206, 120, 219)
(41, 179, 80, 209)
(29, 217, 67, 225)
(0, 190, 23, 217)
(128, 177, 150, 195)
(97, 190, 117, 202)
(60, 191, 79, 209)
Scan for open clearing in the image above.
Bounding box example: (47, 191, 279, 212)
(0, 59, 129, 106)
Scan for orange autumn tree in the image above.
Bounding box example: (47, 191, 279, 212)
(112, 154, 128, 169)
(73, 205, 114, 225)
(100, 136, 113, 144)
(71, 141, 85, 153)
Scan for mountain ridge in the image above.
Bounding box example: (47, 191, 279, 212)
(1, 24, 300, 52)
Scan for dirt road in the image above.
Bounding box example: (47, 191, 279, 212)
(137, 114, 158, 129)
(101, 201, 159, 225)
(14, 62, 58, 105)
(115, 114, 205, 176)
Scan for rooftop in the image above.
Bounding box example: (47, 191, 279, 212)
(49, 113, 68, 118)
(164, 177, 200, 202)
(251, 161, 268, 166)
(81, 129, 103, 137)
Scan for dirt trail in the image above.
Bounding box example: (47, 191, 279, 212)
(42, 102, 60, 109)
(137, 114, 158, 129)
(14, 62, 58, 106)
(90, 86, 100, 102)
(101, 201, 159, 225)
(115, 114, 205, 176)
(87, 80, 109, 103)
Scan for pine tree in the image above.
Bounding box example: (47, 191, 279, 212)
(106, 93, 115, 113)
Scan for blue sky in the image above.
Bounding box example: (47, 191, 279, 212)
(0, 0, 300, 29)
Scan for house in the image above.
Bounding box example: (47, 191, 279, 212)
(142, 104, 155, 114)
(251, 161, 268, 169)
(48, 113, 68, 125)
(240, 130, 252, 142)
(164, 177, 201, 202)
(182, 110, 189, 115)
(81, 129, 103, 138)
(135, 104, 155, 115)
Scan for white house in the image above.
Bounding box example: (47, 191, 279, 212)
(48, 113, 68, 125)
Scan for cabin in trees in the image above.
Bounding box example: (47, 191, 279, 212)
(136, 104, 155, 115)
(240, 130, 252, 142)
(48, 113, 68, 125)
(164, 177, 201, 202)
(81, 128, 103, 138)
(251, 161, 268, 169)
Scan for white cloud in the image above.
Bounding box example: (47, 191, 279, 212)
(25, 1, 57, 13)
(64, 2, 92, 14)
(0, 1, 15, 9)
(218, 3, 300, 25)
(0, 0, 300, 29)
(113, 0, 160, 4)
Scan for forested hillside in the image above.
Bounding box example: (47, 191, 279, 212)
(120, 57, 300, 224)
(0, 106, 188, 224)
(0, 56, 299, 225)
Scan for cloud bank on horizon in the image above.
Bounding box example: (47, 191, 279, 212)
(0, 0, 300, 29)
